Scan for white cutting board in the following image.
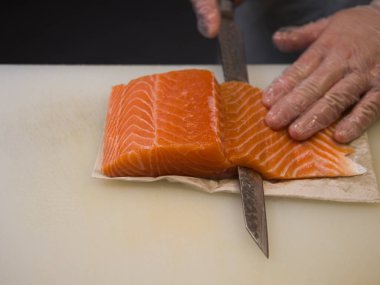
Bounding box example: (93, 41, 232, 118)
(1, 65, 380, 285)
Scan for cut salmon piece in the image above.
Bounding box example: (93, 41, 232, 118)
(221, 81, 365, 179)
(102, 69, 234, 178)
(101, 69, 365, 180)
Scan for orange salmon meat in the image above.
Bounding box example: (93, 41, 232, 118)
(101, 69, 365, 180)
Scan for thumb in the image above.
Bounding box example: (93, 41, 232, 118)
(273, 17, 330, 52)
(191, 0, 221, 38)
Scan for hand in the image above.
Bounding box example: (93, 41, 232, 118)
(190, 0, 243, 38)
(263, 4, 380, 143)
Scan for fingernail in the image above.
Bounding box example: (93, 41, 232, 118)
(273, 26, 299, 44)
(263, 76, 290, 107)
(277, 26, 298, 34)
(197, 20, 210, 38)
(334, 129, 348, 143)
(265, 110, 282, 130)
(297, 115, 319, 133)
(289, 122, 304, 140)
(265, 111, 275, 126)
(289, 120, 315, 141)
(334, 127, 358, 143)
(262, 86, 275, 107)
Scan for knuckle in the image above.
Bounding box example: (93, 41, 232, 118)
(291, 79, 321, 108)
(305, 46, 324, 59)
(325, 90, 359, 108)
(350, 71, 368, 89)
(370, 64, 380, 83)
(319, 102, 341, 121)
(312, 100, 341, 126)
(302, 79, 320, 95)
(323, 73, 367, 110)
(285, 91, 313, 114)
(354, 95, 380, 127)
(364, 97, 380, 118)
(283, 65, 304, 83)
(338, 48, 354, 62)
(274, 76, 295, 91)
(323, 55, 348, 74)
(283, 51, 320, 79)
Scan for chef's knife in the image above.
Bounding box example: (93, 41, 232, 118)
(218, 0, 269, 258)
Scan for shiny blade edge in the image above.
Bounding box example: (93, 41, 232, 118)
(238, 167, 269, 258)
(218, 0, 269, 258)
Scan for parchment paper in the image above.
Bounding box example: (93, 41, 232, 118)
(92, 134, 380, 203)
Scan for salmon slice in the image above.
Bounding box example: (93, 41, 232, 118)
(102, 69, 233, 178)
(101, 69, 365, 180)
(221, 81, 365, 179)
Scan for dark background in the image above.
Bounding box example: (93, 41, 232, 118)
(0, 0, 218, 64)
(0, 0, 370, 64)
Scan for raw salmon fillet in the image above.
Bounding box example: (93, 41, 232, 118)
(221, 81, 365, 179)
(102, 69, 234, 178)
(101, 69, 365, 179)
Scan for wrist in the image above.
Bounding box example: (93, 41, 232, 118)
(371, 1, 380, 12)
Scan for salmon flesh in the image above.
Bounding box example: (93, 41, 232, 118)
(101, 69, 365, 179)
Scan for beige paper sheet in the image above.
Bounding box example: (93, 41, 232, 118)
(92, 134, 380, 203)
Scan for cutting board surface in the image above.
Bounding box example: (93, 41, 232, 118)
(1, 65, 380, 285)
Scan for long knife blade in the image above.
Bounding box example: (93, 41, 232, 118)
(218, 0, 269, 258)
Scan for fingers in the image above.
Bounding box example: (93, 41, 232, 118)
(191, 0, 221, 38)
(262, 48, 324, 107)
(288, 73, 367, 140)
(265, 56, 345, 130)
(273, 18, 330, 52)
(334, 88, 380, 143)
